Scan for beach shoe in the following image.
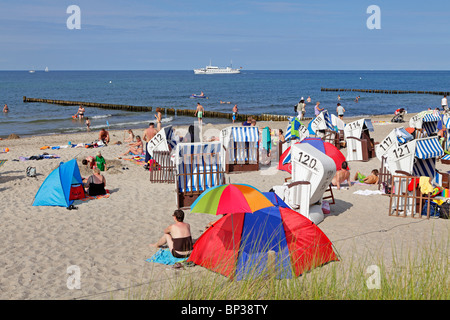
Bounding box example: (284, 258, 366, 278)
(67, 205, 78, 210)
(143, 165, 149, 170)
(172, 263, 185, 270)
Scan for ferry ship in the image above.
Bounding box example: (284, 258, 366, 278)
(194, 61, 241, 74)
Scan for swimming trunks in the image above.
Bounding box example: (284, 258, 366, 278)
(197, 111, 203, 118)
(171, 236, 193, 258)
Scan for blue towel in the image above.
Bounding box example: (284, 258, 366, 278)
(146, 248, 187, 265)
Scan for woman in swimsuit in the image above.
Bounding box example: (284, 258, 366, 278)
(150, 209, 193, 258)
(84, 167, 107, 196)
(155, 108, 162, 132)
(120, 135, 143, 156)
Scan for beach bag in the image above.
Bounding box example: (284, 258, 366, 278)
(26, 166, 36, 177)
(421, 200, 441, 218)
(69, 184, 85, 200)
(439, 200, 450, 219)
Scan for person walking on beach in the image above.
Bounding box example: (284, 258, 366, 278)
(314, 102, 324, 116)
(232, 104, 238, 123)
(195, 102, 204, 126)
(441, 95, 448, 112)
(143, 123, 157, 170)
(336, 103, 345, 120)
(149, 209, 193, 259)
(154, 108, 162, 132)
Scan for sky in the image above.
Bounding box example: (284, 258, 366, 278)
(1, 0, 450, 70)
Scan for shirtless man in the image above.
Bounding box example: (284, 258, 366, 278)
(331, 161, 351, 190)
(98, 128, 110, 144)
(143, 122, 157, 169)
(150, 209, 193, 259)
(195, 102, 204, 126)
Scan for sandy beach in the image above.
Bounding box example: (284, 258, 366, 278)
(0, 112, 448, 300)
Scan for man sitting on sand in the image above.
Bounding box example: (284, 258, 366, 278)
(331, 161, 351, 190)
(99, 128, 110, 145)
(150, 209, 193, 259)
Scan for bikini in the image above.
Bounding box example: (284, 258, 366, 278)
(171, 236, 193, 258)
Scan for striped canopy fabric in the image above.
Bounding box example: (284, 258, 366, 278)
(176, 142, 223, 193)
(285, 117, 293, 141)
(231, 127, 259, 142)
(323, 111, 335, 131)
(229, 126, 259, 164)
(414, 137, 444, 159)
(413, 158, 437, 179)
(0, 160, 6, 169)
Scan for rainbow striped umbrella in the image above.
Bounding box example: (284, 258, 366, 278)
(190, 183, 274, 215)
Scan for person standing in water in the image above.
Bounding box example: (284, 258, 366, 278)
(195, 102, 204, 126)
(232, 104, 238, 123)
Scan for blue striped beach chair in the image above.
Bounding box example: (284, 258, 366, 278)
(409, 111, 441, 138)
(220, 126, 260, 173)
(175, 142, 226, 209)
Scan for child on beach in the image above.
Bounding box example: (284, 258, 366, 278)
(82, 156, 96, 170)
(95, 151, 107, 171)
(124, 129, 135, 143)
(354, 169, 379, 185)
(85, 117, 91, 132)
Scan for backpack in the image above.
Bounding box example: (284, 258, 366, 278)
(439, 200, 450, 219)
(26, 166, 37, 177)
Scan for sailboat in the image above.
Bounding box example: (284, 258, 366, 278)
(29, 69, 35, 73)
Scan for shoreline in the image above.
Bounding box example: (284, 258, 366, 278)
(1, 111, 411, 141)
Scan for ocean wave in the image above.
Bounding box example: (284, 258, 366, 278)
(90, 114, 113, 119)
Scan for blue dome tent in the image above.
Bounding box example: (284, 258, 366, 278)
(33, 159, 84, 208)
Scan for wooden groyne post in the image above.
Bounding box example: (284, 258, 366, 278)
(321, 88, 450, 96)
(23, 96, 293, 122)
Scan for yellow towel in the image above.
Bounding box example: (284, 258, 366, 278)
(419, 176, 433, 195)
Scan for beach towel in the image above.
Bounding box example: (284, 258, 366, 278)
(146, 248, 188, 265)
(353, 190, 383, 196)
(77, 189, 110, 201)
(419, 176, 433, 194)
(123, 155, 146, 166)
(262, 127, 271, 151)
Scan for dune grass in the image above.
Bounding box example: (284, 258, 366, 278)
(148, 237, 449, 300)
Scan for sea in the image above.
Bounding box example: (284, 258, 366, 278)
(1, 70, 449, 138)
